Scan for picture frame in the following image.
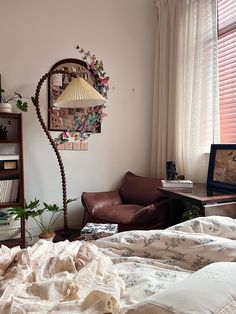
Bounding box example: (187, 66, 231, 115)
(47, 58, 103, 133)
(207, 144, 236, 192)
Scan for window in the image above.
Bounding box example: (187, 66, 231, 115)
(218, 0, 236, 143)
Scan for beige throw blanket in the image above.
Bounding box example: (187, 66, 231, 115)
(0, 241, 125, 313)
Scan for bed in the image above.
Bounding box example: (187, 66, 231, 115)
(1, 215, 236, 313)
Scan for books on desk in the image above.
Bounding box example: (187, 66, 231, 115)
(161, 179, 193, 188)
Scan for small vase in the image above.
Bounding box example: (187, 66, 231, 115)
(166, 160, 177, 180)
(0, 103, 12, 113)
(38, 231, 55, 242)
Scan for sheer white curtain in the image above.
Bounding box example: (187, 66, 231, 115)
(151, 0, 219, 183)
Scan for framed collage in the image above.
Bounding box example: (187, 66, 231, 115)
(207, 144, 236, 192)
(47, 58, 103, 134)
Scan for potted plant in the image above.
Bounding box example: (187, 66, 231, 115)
(0, 88, 33, 113)
(8, 198, 76, 241)
(0, 124, 8, 140)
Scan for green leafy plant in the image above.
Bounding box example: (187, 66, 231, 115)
(8, 198, 76, 234)
(0, 88, 34, 112)
(182, 205, 202, 221)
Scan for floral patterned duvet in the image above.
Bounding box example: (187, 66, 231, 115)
(1, 216, 236, 313)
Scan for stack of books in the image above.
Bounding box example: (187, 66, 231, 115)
(161, 179, 193, 188)
(0, 211, 11, 226)
(0, 215, 20, 240)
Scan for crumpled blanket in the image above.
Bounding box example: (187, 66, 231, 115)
(1, 216, 236, 314)
(0, 241, 125, 314)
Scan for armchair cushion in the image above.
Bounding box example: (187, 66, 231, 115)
(131, 199, 168, 225)
(119, 171, 164, 206)
(92, 204, 143, 224)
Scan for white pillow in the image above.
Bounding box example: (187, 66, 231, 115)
(145, 262, 236, 314)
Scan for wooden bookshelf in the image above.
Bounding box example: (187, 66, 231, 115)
(0, 113, 25, 248)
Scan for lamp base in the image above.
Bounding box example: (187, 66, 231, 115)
(53, 228, 81, 242)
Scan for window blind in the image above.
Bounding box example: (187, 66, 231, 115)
(218, 0, 236, 143)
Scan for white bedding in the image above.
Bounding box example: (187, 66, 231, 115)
(0, 216, 236, 313)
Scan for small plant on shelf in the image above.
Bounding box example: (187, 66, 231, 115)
(0, 124, 7, 140)
(8, 198, 76, 239)
(0, 88, 34, 112)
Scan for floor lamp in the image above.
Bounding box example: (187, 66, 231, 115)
(33, 69, 107, 240)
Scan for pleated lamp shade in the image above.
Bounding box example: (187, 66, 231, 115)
(54, 77, 107, 108)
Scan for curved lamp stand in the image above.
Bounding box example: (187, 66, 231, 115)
(34, 69, 78, 240)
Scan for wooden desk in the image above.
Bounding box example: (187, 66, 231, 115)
(158, 183, 236, 226)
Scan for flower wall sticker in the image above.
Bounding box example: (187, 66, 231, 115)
(76, 45, 110, 98)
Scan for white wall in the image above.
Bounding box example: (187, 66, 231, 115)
(0, 0, 156, 233)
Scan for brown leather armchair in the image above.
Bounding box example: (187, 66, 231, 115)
(81, 171, 169, 232)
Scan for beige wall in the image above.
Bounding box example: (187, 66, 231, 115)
(0, 0, 156, 233)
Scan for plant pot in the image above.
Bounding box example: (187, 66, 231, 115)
(0, 103, 12, 113)
(38, 231, 55, 241)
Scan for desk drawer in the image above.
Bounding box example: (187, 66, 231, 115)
(204, 202, 236, 218)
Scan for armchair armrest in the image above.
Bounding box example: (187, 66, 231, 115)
(81, 191, 122, 216)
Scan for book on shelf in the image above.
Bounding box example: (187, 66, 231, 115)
(0, 220, 10, 226)
(0, 179, 19, 203)
(0, 155, 19, 161)
(0, 216, 11, 226)
(161, 179, 193, 188)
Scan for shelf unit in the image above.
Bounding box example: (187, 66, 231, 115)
(0, 112, 25, 248)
